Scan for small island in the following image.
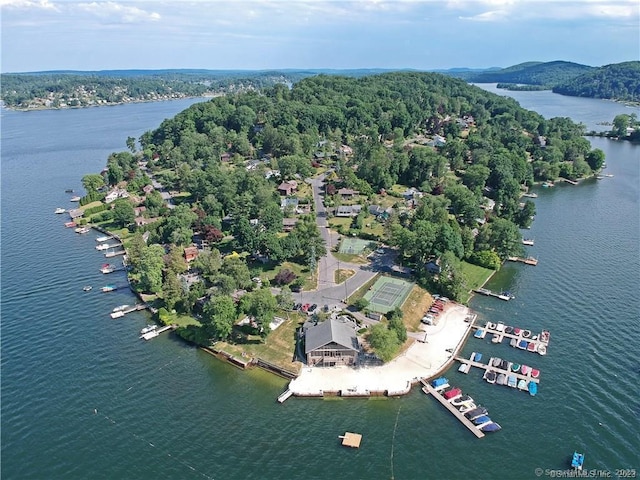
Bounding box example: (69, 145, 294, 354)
(67, 72, 605, 396)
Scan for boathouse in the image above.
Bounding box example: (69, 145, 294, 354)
(304, 318, 359, 367)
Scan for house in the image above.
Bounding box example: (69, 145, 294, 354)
(339, 144, 353, 156)
(282, 218, 298, 232)
(280, 197, 299, 210)
(338, 188, 358, 199)
(68, 208, 84, 219)
(184, 246, 199, 263)
(304, 318, 359, 367)
(135, 216, 158, 227)
(220, 152, 232, 162)
(104, 190, 119, 203)
(336, 205, 362, 217)
(133, 206, 146, 217)
(369, 205, 392, 220)
(278, 181, 298, 196)
(142, 184, 154, 195)
(426, 259, 441, 275)
(402, 187, 422, 201)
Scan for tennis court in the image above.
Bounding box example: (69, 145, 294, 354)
(339, 238, 375, 255)
(363, 276, 415, 314)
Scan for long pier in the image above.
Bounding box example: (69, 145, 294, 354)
(507, 256, 538, 266)
(454, 357, 540, 384)
(421, 381, 485, 438)
(105, 250, 126, 258)
(474, 288, 512, 301)
(110, 304, 147, 319)
(140, 324, 176, 340)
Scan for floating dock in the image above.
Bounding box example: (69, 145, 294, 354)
(454, 357, 540, 384)
(507, 256, 538, 266)
(421, 381, 485, 438)
(277, 389, 293, 404)
(474, 288, 513, 301)
(104, 250, 126, 258)
(140, 324, 176, 340)
(339, 432, 362, 448)
(110, 304, 147, 319)
(473, 324, 549, 354)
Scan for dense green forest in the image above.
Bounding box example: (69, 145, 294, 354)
(79, 72, 604, 344)
(466, 61, 594, 87)
(552, 61, 640, 102)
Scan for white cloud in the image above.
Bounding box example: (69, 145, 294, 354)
(460, 9, 509, 21)
(76, 1, 160, 23)
(0, 0, 59, 10)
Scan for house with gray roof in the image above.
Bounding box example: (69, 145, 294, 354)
(304, 318, 359, 367)
(335, 205, 362, 217)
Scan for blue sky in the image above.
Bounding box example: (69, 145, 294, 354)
(1, 0, 638, 73)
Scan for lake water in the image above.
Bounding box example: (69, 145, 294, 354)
(1, 91, 639, 479)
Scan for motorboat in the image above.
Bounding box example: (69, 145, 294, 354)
(458, 402, 477, 414)
(70, 196, 81, 202)
(110, 311, 125, 319)
(469, 351, 476, 361)
(539, 330, 551, 344)
(140, 324, 157, 335)
(55, 207, 66, 214)
(492, 358, 502, 367)
(75, 227, 90, 234)
(458, 363, 470, 374)
(472, 415, 491, 425)
(474, 329, 486, 339)
(499, 360, 509, 370)
(511, 363, 521, 373)
(473, 352, 482, 362)
(538, 344, 547, 356)
(521, 365, 531, 375)
(505, 326, 513, 334)
(507, 375, 517, 388)
(527, 342, 538, 352)
(517, 379, 528, 390)
(486, 322, 497, 330)
(531, 369, 540, 379)
(496, 373, 507, 386)
(480, 422, 501, 432)
(518, 340, 529, 350)
(522, 330, 532, 338)
(513, 327, 522, 335)
(64, 221, 76, 228)
(451, 395, 473, 407)
(443, 387, 462, 400)
(96, 236, 111, 242)
(431, 377, 449, 390)
(491, 334, 502, 344)
(571, 452, 585, 471)
(83, 286, 92, 292)
(495, 322, 505, 332)
(528, 382, 538, 396)
(101, 285, 117, 292)
(101, 264, 116, 274)
(113, 305, 130, 312)
(96, 244, 110, 251)
(510, 338, 518, 347)
(464, 407, 488, 420)
(485, 370, 497, 384)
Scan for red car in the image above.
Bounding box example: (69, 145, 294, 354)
(301, 303, 311, 312)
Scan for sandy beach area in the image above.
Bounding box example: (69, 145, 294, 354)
(288, 303, 474, 397)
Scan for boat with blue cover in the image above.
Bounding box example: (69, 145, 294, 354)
(464, 407, 487, 420)
(474, 328, 486, 339)
(507, 375, 517, 388)
(431, 377, 449, 390)
(528, 382, 538, 396)
(472, 415, 491, 425)
(571, 452, 584, 470)
(480, 422, 501, 432)
(473, 352, 482, 362)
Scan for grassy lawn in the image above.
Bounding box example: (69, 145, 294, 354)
(460, 260, 496, 303)
(361, 215, 385, 237)
(328, 217, 352, 230)
(254, 260, 317, 290)
(402, 285, 434, 332)
(159, 309, 202, 328)
(215, 312, 305, 372)
(335, 268, 356, 284)
(332, 252, 370, 265)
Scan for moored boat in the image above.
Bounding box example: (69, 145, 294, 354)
(55, 207, 66, 214)
(521, 365, 531, 375)
(443, 387, 462, 400)
(480, 422, 501, 432)
(507, 375, 517, 388)
(458, 402, 477, 414)
(431, 377, 449, 390)
(101, 264, 116, 274)
(101, 285, 117, 292)
(140, 324, 157, 334)
(82, 285, 92, 292)
(518, 340, 528, 350)
(64, 221, 77, 228)
(511, 363, 521, 373)
(528, 381, 538, 396)
(96, 243, 110, 250)
(464, 407, 488, 420)
(473, 352, 482, 362)
(539, 330, 551, 344)
(513, 327, 522, 335)
(496, 373, 507, 386)
(538, 344, 547, 356)
(522, 329, 532, 338)
(110, 311, 125, 319)
(491, 334, 502, 344)
(531, 369, 540, 379)
(571, 451, 585, 471)
(527, 342, 538, 352)
(474, 328, 486, 339)
(472, 415, 491, 425)
(492, 357, 502, 367)
(113, 304, 130, 312)
(70, 196, 81, 202)
(451, 395, 473, 407)
(505, 326, 513, 334)
(75, 226, 90, 234)
(495, 322, 505, 332)
(517, 379, 528, 390)
(486, 322, 497, 330)
(485, 370, 497, 384)
(96, 236, 111, 242)
(458, 363, 470, 374)
(510, 338, 518, 348)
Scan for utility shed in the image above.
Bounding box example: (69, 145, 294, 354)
(304, 318, 359, 367)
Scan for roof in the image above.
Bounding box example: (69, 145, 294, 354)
(305, 318, 359, 354)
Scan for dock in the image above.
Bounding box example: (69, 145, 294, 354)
(421, 381, 485, 438)
(473, 323, 549, 353)
(277, 389, 293, 403)
(104, 250, 126, 258)
(507, 256, 538, 266)
(140, 324, 177, 340)
(474, 288, 513, 301)
(110, 304, 147, 319)
(454, 357, 540, 384)
(339, 432, 362, 448)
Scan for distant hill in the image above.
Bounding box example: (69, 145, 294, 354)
(553, 61, 640, 102)
(465, 60, 594, 87)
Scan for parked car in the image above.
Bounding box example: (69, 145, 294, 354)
(309, 303, 318, 312)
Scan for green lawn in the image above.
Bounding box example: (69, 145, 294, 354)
(460, 260, 496, 303)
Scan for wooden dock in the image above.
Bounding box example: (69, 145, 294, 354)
(104, 250, 126, 258)
(110, 304, 147, 319)
(140, 324, 176, 340)
(473, 324, 549, 353)
(339, 432, 362, 448)
(277, 389, 293, 403)
(474, 288, 512, 301)
(421, 381, 485, 439)
(454, 357, 540, 384)
(507, 256, 538, 266)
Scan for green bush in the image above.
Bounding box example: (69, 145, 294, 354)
(84, 203, 108, 216)
(80, 191, 106, 206)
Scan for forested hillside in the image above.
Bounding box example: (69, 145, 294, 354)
(553, 61, 640, 102)
(467, 61, 593, 86)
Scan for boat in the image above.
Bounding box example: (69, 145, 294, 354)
(527, 342, 538, 352)
(495, 322, 505, 332)
(96, 236, 111, 242)
(504, 326, 513, 334)
(101, 264, 116, 274)
(451, 395, 473, 407)
(518, 340, 529, 350)
(469, 351, 476, 361)
(140, 324, 157, 335)
(538, 344, 547, 356)
(457, 363, 470, 374)
(54, 207, 66, 214)
(513, 327, 522, 335)
(486, 322, 497, 330)
(110, 311, 125, 319)
(522, 238, 535, 246)
(522, 330, 532, 338)
(472, 415, 491, 426)
(70, 196, 81, 202)
(528, 382, 538, 396)
(517, 380, 528, 390)
(522, 192, 538, 198)
(531, 369, 540, 379)
(83, 285, 92, 292)
(64, 221, 77, 228)
(496, 373, 507, 386)
(541, 182, 554, 188)
(473, 352, 482, 362)
(65, 189, 74, 193)
(464, 407, 488, 420)
(571, 451, 585, 471)
(507, 375, 517, 388)
(596, 175, 605, 180)
(511, 363, 521, 373)
(491, 334, 502, 344)
(474, 328, 486, 339)
(510, 338, 518, 348)
(75, 226, 90, 234)
(96, 243, 110, 251)
(443, 387, 462, 400)
(604, 174, 614, 178)
(101, 285, 117, 292)
(499, 360, 509, 370)
(113, 304, 130, 312)
(485, 370, 497, 384)
(539, 330, 551, 344)
(480, 422, 501, 432)
(458, 403, 477, 414)
(521, 365, 531, 375)
(492, 358, 502, 367)
(431, 377, 449, 390)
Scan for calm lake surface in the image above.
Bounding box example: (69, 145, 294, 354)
(2, 90, 639, 480)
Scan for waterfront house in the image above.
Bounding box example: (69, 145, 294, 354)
(336, 205, 362, 217)
(304, 318, 359, 367)
(184, 246, 199, 263)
